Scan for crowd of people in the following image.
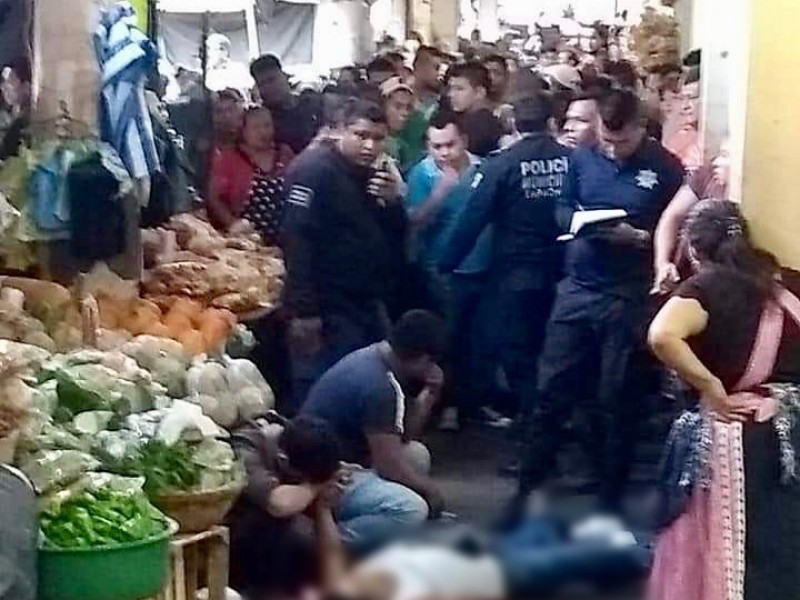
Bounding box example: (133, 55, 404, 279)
(191, 29, 800, 600)
(3, 21, 798, 600)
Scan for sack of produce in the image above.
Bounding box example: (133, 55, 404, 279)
(223, 356, 275, 420)
(185, 356, 274, 427)
(18, 449, 100, 494)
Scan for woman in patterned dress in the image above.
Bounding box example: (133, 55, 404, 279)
(647, 200, 800, 600)
(207, 106, 293, 235)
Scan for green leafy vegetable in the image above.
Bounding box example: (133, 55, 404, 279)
(40, 487, 169, 549)
(101, 439, 202, 496)
(55, 372, 110, 416)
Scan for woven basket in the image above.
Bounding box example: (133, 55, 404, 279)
(154, 480, 245, 533)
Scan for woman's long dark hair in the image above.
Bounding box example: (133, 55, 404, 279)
(683, 200, 780, 299)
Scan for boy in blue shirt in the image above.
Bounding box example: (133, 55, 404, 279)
(406, 111, 493, 427)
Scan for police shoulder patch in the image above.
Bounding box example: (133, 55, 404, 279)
(287, 185, 314, 208)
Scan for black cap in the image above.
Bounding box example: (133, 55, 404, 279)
(250, 54, 283, 77)
(512, 93, 553, 130)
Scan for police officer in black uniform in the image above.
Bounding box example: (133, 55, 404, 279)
(281, 98, 407, 410)
(439, 91, 570, 435)
(512, 88, 684, 517)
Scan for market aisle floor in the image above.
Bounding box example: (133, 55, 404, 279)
(425, 415, 672, 600)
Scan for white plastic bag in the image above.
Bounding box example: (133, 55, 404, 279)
(222, 356, 275, 418)
(157, 400, 225, 446)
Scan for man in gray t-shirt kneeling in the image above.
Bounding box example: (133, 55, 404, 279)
(301, 310, 447, 552)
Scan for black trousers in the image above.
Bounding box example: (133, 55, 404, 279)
(496, 283, 556, 425)
(289, 298, 390, 413)
(519, 279, 650, 510)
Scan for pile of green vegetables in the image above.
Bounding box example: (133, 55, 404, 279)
(102, 439, 201, 497)
(40, 487, 170, 549)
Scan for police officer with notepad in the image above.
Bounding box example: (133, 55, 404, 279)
(511, 89, 684, 518)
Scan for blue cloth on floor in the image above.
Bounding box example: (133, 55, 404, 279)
(495, 517, 652, 597)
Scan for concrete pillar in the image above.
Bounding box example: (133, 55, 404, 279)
(476, 0, 499, 42)
(431, 0, 460, 50)
(34, 0, 113, 127)
(694, 0, 739, 164)
(392, 0, 408, 41)
(672, 0, 694, 55)
(735, 0, 800, 268)
(313, 0, 373, 70)
(370, 0, 406, 43)
(408, 0, 433, 44)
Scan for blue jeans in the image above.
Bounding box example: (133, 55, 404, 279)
(495, 519, 652, 597)
(337, 470, 429, 553)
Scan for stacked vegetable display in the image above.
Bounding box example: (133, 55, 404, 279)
(0, 207, 282, 598)
(0, 278, 84, 353)
(142, 212, 285, 315)
(80, 263, 239, 356)
(0, 333, 273, 555)
(15, 345, 269, 504)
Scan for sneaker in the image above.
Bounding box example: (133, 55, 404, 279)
(438, 407, 460, 431)
(497, 460, 520, 477)
(571, 514, 626, 541)
(480, 406, 513, 429)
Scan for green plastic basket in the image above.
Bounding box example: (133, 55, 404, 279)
(37, 519, 178, 600)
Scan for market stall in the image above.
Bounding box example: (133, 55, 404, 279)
(0, 2, 287, 598)
(0, 274, 275, 599)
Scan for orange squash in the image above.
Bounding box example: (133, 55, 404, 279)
(169, 298, 204, 325)
(198, 314, 230, 354)
(124, 303, 161, 335)
(142, 321, 172, 338)
(178, 328, 206, 355)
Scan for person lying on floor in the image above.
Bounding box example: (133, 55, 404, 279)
(300, 310, 448, 552)
(227, 415, 343, 600)
(310, 491, 651, 600)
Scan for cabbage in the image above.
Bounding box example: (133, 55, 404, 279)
(191, 438, 241, 490)
(18, 449, 101, 494)
(156, 399, 225, 446)
(186, 361, 229, 397)
(237, 386, 270, 421)
(72, 411, 116, 435)
(222, 357, 274, 419)
(33, 380, 59, 415)
(188, 393, 238, 429)
(149, 356, 187, 398)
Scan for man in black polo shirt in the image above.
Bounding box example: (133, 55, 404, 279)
(281, 98, 407, 408)
(511, 89, 684, 517)
(250, 54, 321, 154)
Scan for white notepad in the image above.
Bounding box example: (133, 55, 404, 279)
(557, 209, 628, 241)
